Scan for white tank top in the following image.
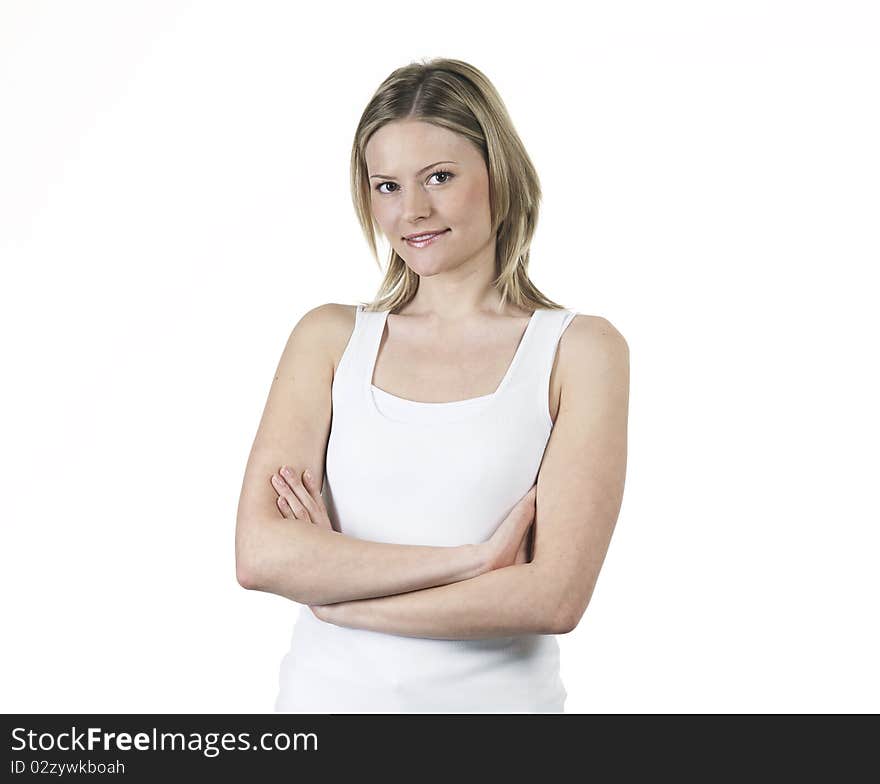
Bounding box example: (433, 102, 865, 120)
(275, 303, 578, 713)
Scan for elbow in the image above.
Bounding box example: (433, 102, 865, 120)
(545, 573, 594, 634)
(236, 561, 256, 591)
(235, 526, 305, 600)
(550, 596, 587, 634)
(550, 605, 578, 635)
(235, 516, 283, 592)
(236, 550, 259, 591)
(235, 530, 266, 591)
(535, 568, 580, 634)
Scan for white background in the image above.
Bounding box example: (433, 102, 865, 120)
(2, 0, 877, 713)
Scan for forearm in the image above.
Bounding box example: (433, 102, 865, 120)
(238, 514, 485, 606)
(317, 562, 563, 639)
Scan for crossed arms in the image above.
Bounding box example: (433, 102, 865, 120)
(235, 306, 629, 640)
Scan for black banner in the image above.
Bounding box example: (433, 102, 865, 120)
(1, 714, 876, 779)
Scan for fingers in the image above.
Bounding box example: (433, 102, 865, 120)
(272, 466, 334, 529)
(283, 466, 321, 521)
(301, 469, 334, 530)
(276, 494, 294, 518)
(294, 467, 336, 530)
(271, 471, 309, 521)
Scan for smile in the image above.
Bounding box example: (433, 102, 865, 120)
(404, 229, 450, 248)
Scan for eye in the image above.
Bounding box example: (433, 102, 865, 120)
(374, 170, 455, 194)
(429, 170, 454, 185)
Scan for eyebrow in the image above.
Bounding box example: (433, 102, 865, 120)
(369, 160, 459, 180)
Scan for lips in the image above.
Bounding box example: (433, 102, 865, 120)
(404, 229, 449, 241)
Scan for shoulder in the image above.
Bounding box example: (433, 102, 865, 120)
(557, 313, 629, 388)
(297, 302, 356, 328)
(561, 313, 628, 353)
(295, 303, 360, 374)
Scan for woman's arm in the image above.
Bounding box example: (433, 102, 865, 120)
(315, 561, 565, 639)
(240, 510, 485, 606)
(315, 315, 630, 639)
(236, 304, 486, 606)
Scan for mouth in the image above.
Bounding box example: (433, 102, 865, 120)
(404, 229, 450, 248)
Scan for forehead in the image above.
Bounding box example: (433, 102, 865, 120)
(365, 120, 469, 170)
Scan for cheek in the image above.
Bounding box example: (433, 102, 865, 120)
(370, 198, 393, 230)
(448, 179, 490, 227)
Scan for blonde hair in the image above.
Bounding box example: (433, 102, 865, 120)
(350, 57, 566, 315)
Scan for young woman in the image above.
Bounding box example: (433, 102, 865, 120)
(235, 58, 630, 713)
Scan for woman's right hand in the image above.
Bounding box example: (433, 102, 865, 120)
(271, 466, 335, 531)
(480, 485, 537, 573)
(271, 466, 335, 619)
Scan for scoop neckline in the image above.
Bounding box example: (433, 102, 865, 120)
(364, 308, 541, 423)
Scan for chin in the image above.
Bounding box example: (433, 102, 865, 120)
(401, 255, 458, 276)
(404, 262, 443, 277)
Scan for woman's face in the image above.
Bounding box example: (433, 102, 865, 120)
(365, 120, 493, 278)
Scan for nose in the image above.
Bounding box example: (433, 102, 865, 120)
(401, 183, 432, 224)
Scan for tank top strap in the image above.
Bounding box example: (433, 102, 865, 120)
(332, 304, 385, 402)
(503, 307, 579, 420)
(525, 307, 579, 379)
